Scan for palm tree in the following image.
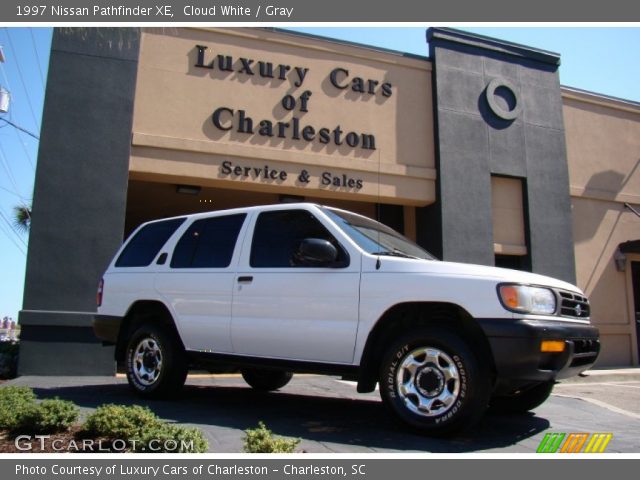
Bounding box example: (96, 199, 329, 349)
(13, 204, 31, 234)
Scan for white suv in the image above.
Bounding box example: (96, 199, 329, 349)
(94, 203, 599, 434)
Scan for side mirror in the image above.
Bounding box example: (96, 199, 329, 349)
(295, 238, 338, 266)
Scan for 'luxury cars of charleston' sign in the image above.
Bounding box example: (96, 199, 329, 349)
(195, 45, 391, 152)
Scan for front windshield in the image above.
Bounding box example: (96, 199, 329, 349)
(322, 207, 437, 261)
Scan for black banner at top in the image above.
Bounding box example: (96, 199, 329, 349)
(2, 0, 640, 22)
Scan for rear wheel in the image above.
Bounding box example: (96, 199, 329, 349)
(491, 380, 555, 413)
(241, 368, 293, 391)
(379, 327, 491, 435)
(125, 323, 187, 398)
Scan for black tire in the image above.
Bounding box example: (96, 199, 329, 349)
(379, 327, 491, 435)
(125, 323, 187, 398)
(241, 368, 293, 392)
(490, 380, 555, 413)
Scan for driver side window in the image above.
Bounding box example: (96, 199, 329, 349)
(250, 210, 347, 268)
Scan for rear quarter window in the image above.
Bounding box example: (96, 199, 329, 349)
(115, 218, 185, 267)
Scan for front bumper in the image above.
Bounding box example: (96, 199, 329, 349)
(478, 318, 600, 388)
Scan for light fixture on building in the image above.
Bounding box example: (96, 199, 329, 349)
(625, 202, 640, 219)
(613, 248, 627, 272)
(279, 194, 305, 204)
(176, 184, 201, 195)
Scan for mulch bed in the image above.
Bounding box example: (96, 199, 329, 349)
(0, 427, 122, 453)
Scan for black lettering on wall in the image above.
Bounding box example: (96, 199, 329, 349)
(217, 55, 233, 72)
(330, 68, 349, 89)
(212, 107, 234, 130)
(195, 45, 214, 69)
(239, 58, 254, 75)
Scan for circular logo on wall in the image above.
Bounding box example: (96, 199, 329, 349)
(485, 78, 522, 121)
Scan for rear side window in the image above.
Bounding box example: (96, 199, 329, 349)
(115, 218, 185, 267)
(171, 214, 246, 268)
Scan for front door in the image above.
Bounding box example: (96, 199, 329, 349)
(231, 209, 360, 364)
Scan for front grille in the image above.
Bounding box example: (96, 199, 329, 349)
(573, 338, 599, 355)
(558, 290, 591, 319)
(569, 338, 600, 367)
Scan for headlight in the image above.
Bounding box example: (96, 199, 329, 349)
(498, 284, 556, 315)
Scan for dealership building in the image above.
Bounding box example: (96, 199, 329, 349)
(17, 27, 640, 374)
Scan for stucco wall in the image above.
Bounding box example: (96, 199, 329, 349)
(130, 28, 436, 206)
(563, 89, 640, 366)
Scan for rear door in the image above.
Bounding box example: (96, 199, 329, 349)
(231, 208, 361, 364)
(154, 213, 247, 353)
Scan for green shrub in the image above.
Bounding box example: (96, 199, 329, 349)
(138, 424, 209, 453)
(0, 386, 36, 430)
(0, 388, 78, 434)
(82, 404, 208, 453)
(243, 421, 300, 453)
(82, 404, 162, 441)
(16, 398, 78, 434)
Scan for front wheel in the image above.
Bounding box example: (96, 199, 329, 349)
(379, 328, 491, 435)
(241, 368, 293, 392)
(125, 324, 187, 398)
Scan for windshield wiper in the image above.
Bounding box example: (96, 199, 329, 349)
(373, 250, 423, 260)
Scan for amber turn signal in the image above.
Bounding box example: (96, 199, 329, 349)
(500, 285, 520, 310)
(540, 340, 566, 353)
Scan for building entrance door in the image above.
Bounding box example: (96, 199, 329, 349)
(632, 262, 640, 362)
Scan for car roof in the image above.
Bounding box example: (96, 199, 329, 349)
(138, 202, 325, 226)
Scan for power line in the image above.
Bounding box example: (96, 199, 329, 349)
(0, 118, 39, 140)
(0, 208, 27, 255)
(11, 122, 36, 171)
(3, 28, 41, 132)
(0, 221, 26, 255)
(0, 183, 23, 199)
(0, 142, 20, 195)
(0, 207, 26, 246)
(29, 28, 45, 89)
(0, 113, 39, 185)
(0, 141, 28, 204)
(0, 29, 42, 176)
(0, 135, 33, 224)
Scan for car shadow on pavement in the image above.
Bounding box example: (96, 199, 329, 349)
(30, 379, 550, 453)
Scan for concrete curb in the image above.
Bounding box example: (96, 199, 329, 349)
(559, 367, 640, 384)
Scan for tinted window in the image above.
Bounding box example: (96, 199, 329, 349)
(250, 210, 346, 268)
(116, 218, 185, 267)
(171, 214, 245, 268)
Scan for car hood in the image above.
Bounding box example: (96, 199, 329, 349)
(370, 256, 582, 294)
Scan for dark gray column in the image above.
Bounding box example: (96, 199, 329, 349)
(419, 28, 575, 283)
(18, 28, 140, 375)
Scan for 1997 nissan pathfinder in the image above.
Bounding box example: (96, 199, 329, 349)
(94, 203, 599, 434)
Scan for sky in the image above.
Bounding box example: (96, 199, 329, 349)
(0, 26, 639, 322)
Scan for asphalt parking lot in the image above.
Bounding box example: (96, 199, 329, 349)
(6, 370, 640, 453)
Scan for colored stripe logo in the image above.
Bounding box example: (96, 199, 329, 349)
(537, 433, 612, 453)
(584, 433, 613, 453)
